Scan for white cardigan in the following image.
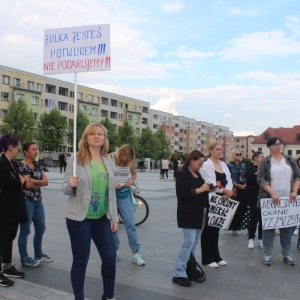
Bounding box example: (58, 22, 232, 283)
(200, 159, 233, 194)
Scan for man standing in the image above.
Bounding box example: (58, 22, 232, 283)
(58, 151, 66, 174)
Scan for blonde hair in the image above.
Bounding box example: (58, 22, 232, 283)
(206, 142, 222, 158)
(114, 144, 135, 167)
(77, 123, 109, 165)
(229, 149, 241, 163)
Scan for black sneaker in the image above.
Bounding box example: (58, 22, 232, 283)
(0, 273, 14, 287)
(3, 265, 25, 278)
(172, 276, 191, 287)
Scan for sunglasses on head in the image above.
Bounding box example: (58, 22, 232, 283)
(235, 153, 242, 156)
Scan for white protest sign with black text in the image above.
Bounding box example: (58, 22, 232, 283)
(208, 194, 239, 230)
(44, 24, 110, 75)
(261, 196, 300, 229)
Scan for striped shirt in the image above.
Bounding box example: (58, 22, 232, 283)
(111, 153, 131, 184)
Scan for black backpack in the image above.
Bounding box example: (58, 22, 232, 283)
(186, 253, 206, 283)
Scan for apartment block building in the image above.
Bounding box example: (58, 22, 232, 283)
(0, 65, 233, 158)
(233, 135, 256, 158)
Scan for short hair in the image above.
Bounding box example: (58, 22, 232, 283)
(229, 149, 241, 163)
(183, 150, 205, 169)
(0, 135, 20, 153)
(114, 144, 135, 167)
(251, 150, 263, 161)
(206, 142, 222, 158)
(266, 137, 282, 147)
(77, 123, 109, 165)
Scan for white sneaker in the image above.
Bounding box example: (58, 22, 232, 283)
(232, 231, 238, 236)
(257, 239, 263, 248)
(275, 229, 280, 235)
(116, 251, 120, 262)
(293, 229, 298, 236)
(131, 253, 145, 266)
(206, 262, 219, 268)
(217, 260, 227, 266)
(248, 239, 254, 249)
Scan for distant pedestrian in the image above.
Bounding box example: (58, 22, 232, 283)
(0, 135, 27, 287)
(161, 157, 170, 179)
(172, 157, 179, 179)
(58, 151, 67, 173)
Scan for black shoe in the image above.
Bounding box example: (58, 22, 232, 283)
(3, 265, 25, 278)
(172, 276, 191, 287)
(0, 273, 14, 287)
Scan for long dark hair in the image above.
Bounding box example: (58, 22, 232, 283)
(183, 150, 205, 169)
(22, 141, 39, 169)
(0, 135, 19, 153)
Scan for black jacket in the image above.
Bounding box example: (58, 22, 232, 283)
(244, 163, 259, 203)
(175, 168, 209, 229)
(0, 154, 27, 224)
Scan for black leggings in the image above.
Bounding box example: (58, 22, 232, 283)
(248, 201, 262, 240)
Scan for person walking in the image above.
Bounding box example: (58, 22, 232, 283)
(18, 142, 52, 267)
(0, 135, 27, 287)
(172, 150, 210, 287)
(109, 144, 145, 266)
(58, 151, 67, 173)
(172, 156, 179, 180)
(257, 137, 300, 266)
(62, 123, 118, 300)
(245, 151, 264, 249)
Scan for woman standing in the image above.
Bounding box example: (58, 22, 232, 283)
(172, 150, 210, 287)
(227, 150, 248, 235)
(110, 144, 145, 266)
(295, 154, 300, 249)
(200, 142, 233, 268)
(257, 137, 300, 266)
(18, 142, 51, 267)
(0, 136, 27, 287)
(245, 151, 264, 249)
(62, 123, 118, 300)
(161, 157, 170, 179)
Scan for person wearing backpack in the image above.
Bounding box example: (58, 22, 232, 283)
(172, 150, 210, 287)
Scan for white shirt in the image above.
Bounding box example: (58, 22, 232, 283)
(270, 157, 292, 197)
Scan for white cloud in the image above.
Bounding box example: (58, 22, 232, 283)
(234, 131, 256, 136)
(220, 30, 300, 61)
(284, 15, 300, 36)
(151, 93, 182, 115)
(162, 1, 185, 13)
(168, 45, 214, 59)
(228, 7, 260, 16)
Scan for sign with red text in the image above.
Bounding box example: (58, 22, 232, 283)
(43, 24, 110, 74)
(208, 194, 239, 230)
(261, 196, 300, 229)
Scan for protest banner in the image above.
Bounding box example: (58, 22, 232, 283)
(261, 196, 300, 229)
(44, 24, 110, 74)
(208, 194, 239, 230)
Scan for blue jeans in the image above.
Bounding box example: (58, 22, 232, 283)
(66, 216, 116, 300)
(263, 227, 293, 257)
(18, 199, 46, 260)
(113, 193, 140, 253)
(174, 208, 207, 278)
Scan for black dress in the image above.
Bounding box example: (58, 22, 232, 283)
(200, 171, 225, 265)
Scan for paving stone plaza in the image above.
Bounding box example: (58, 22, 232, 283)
(1, 169, 300, 300)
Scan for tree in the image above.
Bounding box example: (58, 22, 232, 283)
(36, 108, 67, 154)
(155, 127, 171, 160)
(68, 111, 90, 151)
(118, 120, 138, 153)
(0, 100, 35, 143)
(137, 126, 158, 159)
(100, 118, 119, 153)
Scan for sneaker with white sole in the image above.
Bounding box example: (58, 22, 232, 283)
(257, 239, 263, 248)
(131, 253, 145, 266)
(35, 255, 53, 262)
(217, 260, 227, 266)
(0, 273, 14, 287)
(248, 239, 254, 249)
(232, 231, 238, 236)
(263, 256, 272, 266)
(21, 257, 40, 267)
(116, 251, 120, 262)
(3, 265, 25, 278)
(283, 255, 295, 266)
(293, 228, 298, 236)
(206, 262, 219, 268)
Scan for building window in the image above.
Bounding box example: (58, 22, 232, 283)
(12, 78, 20, 86)
(236, 145, 239, 149)
(263, 132, 270, 140)
(59, 87, 68, 96)
(132, 105, 136, 111)
(258, 148, 262, 152)
(58, 102, 67, 111)
(101, 110, 108, 118)
(287, 150, 292, 156)
(111, 99, 118, 107)
(2, 76, 10, 85)
(119, 102, 123, 108)
(70, 91, 74, 98)
(1, 92, 8, 101)
(36, 83, 43, 92)
(77, 92, 82, 100)
(241, 145, 244, 149)
(87, 95, 93, 102)
(31, 96, 39, 105)
(69, 105, 74, 112)
(101, 97, 109, 105)
(95, 96, 100, 103)
(45, 99, 55, 108)
(236, 138, 240, 142)
(296, 150, 300, 155)
(297, 134, 300, 141)
(125, 104, 128, 109)
(136, 128, 140, 134)
(46, 84, 56, 94)
(15, 93, 25, 101)
(90, 108, 97, 115)
(81, 106, 87, 113)
(118, 114, 123, 120)
(0, 109, 8, 117)
(127, 115, 132, 121)
(28, 81, 34, 90)
(32, 112, 38, 120)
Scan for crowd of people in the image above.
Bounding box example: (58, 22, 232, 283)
(0, 127, 300, 298)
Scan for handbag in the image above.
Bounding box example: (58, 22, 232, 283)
(186, 253, 206, 283)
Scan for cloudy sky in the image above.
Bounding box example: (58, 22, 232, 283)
(1, 0, 300, 136)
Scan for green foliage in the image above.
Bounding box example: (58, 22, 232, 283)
(137, 126, 158, 159)
(36, 108, 67, 152)
(100, 118, 119, 153)
(0, 100, 35, 143)
(154, 127, 171, 159)
(68, 111, 90, 150)
(118, 120, 138, 153)
(242, 158, 252, 165)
